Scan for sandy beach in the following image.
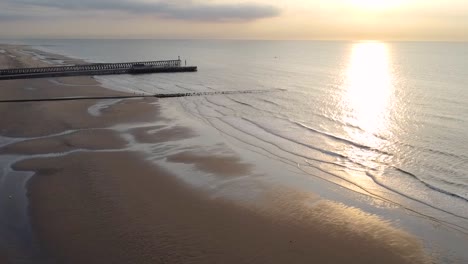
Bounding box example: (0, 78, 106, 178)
(0, 44, 432, 263)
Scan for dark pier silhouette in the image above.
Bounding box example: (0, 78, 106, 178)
(0, 59, 197, 80)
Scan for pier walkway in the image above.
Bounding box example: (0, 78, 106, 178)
(0, 59, 197, 80)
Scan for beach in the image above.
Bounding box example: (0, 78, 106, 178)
(0, 44, 433, 263)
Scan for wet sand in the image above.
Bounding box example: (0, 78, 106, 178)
(0, 129, 127, 155)
(0, 44, 432, 263)
(130, 125, 197, 143)
(13, 152, 429, 264)
(167, 151, 253, 177)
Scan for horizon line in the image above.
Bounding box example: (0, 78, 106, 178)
(1, 37, 467, 43)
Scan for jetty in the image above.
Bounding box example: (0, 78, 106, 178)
(0, 89, 286, 104)
(0, 59, 197, 80)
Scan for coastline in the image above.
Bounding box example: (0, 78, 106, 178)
(0, 44, 432, 263)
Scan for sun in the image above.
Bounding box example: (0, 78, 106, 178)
(349, 0, 402, 10)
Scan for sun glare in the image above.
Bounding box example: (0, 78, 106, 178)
(349, 0, 403, 10)
(338, 41, 396, 174)
(340, 42, 394, 146)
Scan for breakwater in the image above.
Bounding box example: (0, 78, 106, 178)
(0, 89, 286, 104)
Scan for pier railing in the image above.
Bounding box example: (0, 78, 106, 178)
(0, 59, 182, 75)
(0, 59, 196, 80)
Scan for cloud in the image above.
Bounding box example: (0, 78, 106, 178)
(6, 0, 281, 22)
(0, 13, 23, 21)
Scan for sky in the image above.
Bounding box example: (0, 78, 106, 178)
(0, 0, 467, 40)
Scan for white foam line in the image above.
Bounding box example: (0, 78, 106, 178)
(87, 99, 122, 117)
(0, 129, 89, 149)
(0, 155, 22, 184)
(0, 121, 178, 150)
(108, 121, 174, 133)
(0, 136, 22, 148)
(3, 149, 128, 185)
(11, 149, 124, 165)
(48, 79, 98, 87)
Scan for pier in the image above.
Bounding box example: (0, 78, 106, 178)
(0, 59, 197, 80)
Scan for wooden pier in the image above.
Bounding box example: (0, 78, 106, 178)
(0, 59, 197, 80)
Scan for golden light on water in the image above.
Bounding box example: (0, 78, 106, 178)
(339, 41, 395, 173)
(342, 42, 393, 138)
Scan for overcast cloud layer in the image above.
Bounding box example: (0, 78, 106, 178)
(1, 0, 281, 22)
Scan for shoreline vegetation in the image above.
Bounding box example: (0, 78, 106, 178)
(0, 44, 431, 263)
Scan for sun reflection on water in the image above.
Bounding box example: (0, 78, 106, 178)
(342, 42, 394, 146)
(339, 41, 395, 173)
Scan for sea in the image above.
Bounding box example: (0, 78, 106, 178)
(2, 39, 468, 262)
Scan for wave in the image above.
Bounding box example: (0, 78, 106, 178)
(204, 98, 234, 111)
(294, 121, 393, 156)
(199, 93, 468, 205)
(302, 154, 468, 231)
(215, 117, 348, 170)
(175, 84, 194, 92)
(237, 118, 468, 215)
(238, 117, 389, 174)
(229, 98, 253, 108)
(394, 167, 468, 203)
(402, 141, 468, 162)
(226, 97, 288, 119)
(260, 98, 281, 107)
(241, 117, 348, 160)
(365, 171, 468, 221)
(202, 85, 216, 91)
